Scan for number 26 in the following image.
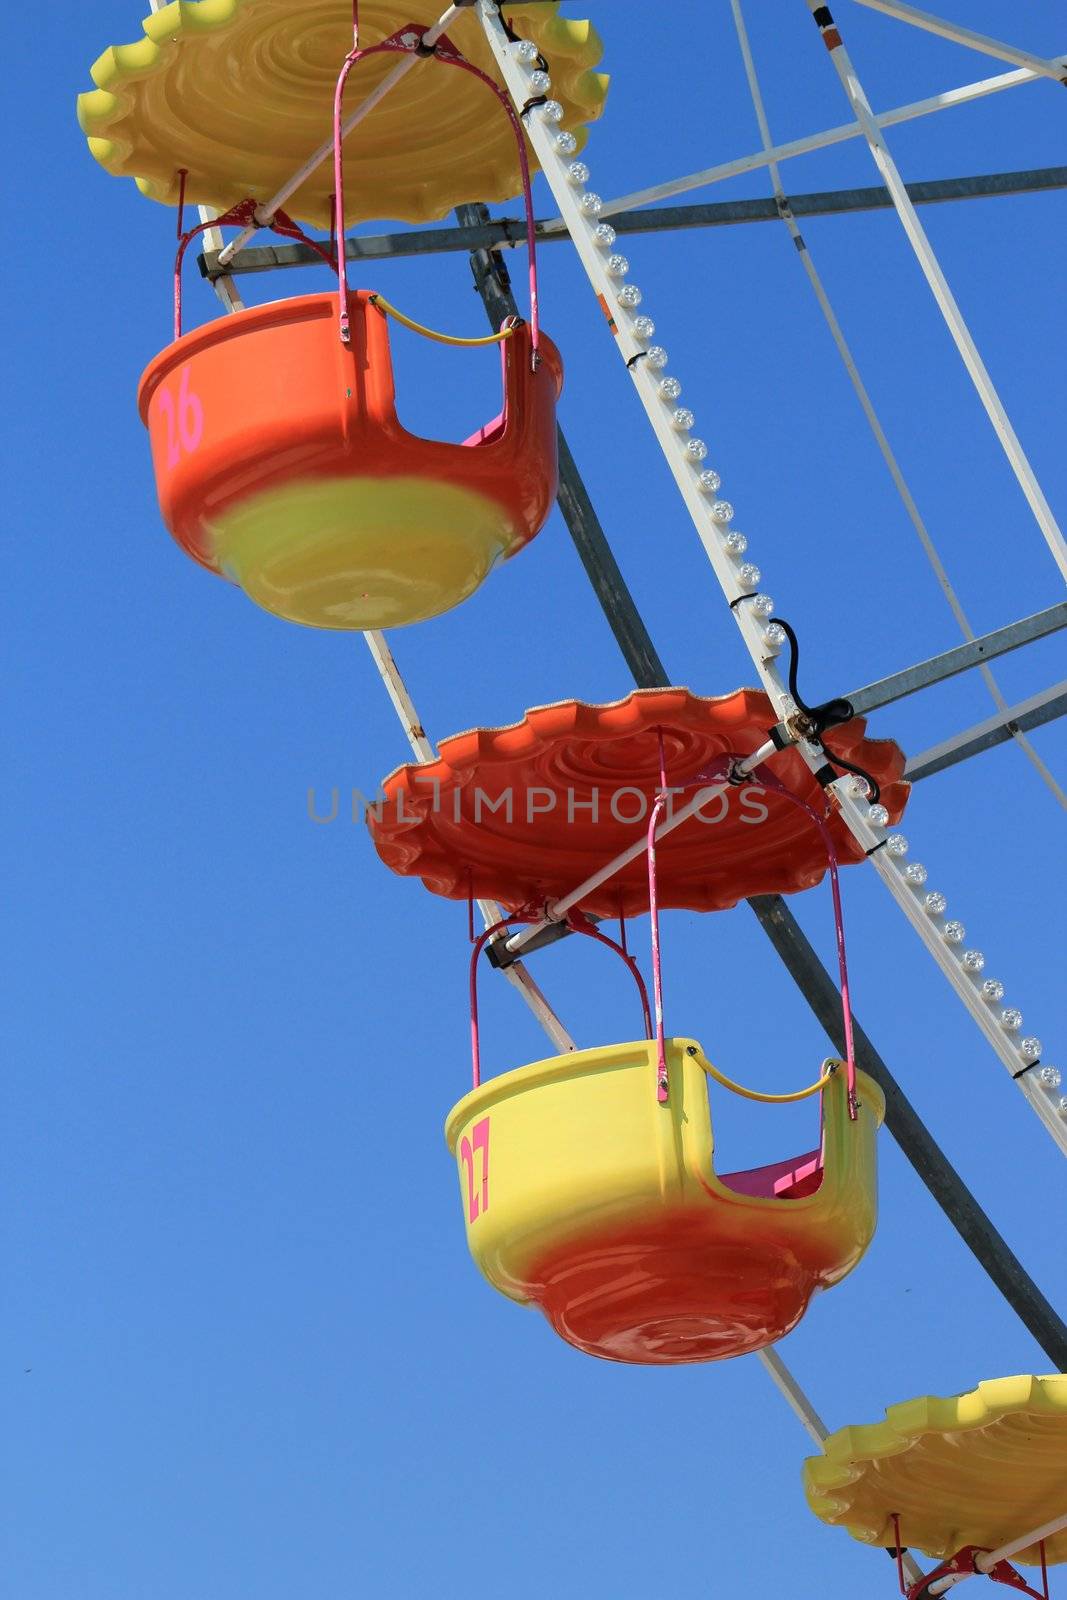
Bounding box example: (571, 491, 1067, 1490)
(157, 368, 204, 469)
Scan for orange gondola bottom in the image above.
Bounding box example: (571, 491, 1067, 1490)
(368, 687, 909, 913)
(137, 290, 562, 630)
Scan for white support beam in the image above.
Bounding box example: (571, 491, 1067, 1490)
(806, 3, 1067, 583)
(148, 0, 245, 314)
(851, 0, 1067, 83)
(926, 1507, 1067, 1592)
(760, 1347, 931, 1586)
(361, 630, 577, 1056)
(481, 0, 1067, 1156)
(573, 59, 1063, 226)
(728, 0, 1064, 812)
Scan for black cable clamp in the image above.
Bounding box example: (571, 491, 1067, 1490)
(520, 95, 549, 120)
(1012, 1058, 1041, 1081)
(626, 350, 649, 370)
(770, 614, 884, 804)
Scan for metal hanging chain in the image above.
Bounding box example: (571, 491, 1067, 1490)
(728, 0, 1066, 813)
(478, 0, 1066, 1157)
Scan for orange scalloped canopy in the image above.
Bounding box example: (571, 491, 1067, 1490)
(368, 688, 909, 916)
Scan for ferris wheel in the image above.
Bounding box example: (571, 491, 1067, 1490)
(78, 2, 1066, 1592)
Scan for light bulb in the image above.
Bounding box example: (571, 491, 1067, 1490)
(867, 804, 889, 828)
(566, 160, 590, 186)
(698, 469, 722, 493)
(763, 623, 786, 649)
(592, 221, 616, 247)
(554, 130, 578, 156)
(632, 315, 655, 339)
(738, 563, 761, 587)
(658, 377, 682, 401)
(617, 284, 643, 308)
(752, 594, 775, 618)
(981, 978, 1004, 1003)
(645, 345, 669, 369)
(606, 253, 630, 278)
(710, 500, 734, 524)
(515, 39, 540, 62)
(540, 100, 565, 124)
(529, 69, 552, 94)
(578, 191, 603, 216)
(904, 862, 927, 885)
(1038, 1065, 1061, 1090)
(961, 950, 985, 973)
(1001, 1007, 1023, 1032)
(1018, 1037, 1041, 1063)
(886, 834, 908, 858)
(724, 531, 748, 555)
(942, 920, 965, 944)
(671, 407, 694, 431)
(848, 776, 870, 800)
(924, 891, 946, 916)
(685, 438, 708, 461)
(1058, 1097, 1067, 1119)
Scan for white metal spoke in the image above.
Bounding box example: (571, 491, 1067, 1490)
(728, 0, 1065, 810)
(805, 3, 1067, 581)
(563, 61, 1061, 227)
(851, 0, 1067, 83)
(480, 0, 1067, 1155)
(361, 631, 576, 1054)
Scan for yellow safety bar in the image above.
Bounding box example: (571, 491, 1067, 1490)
(369, 293, 516, 347)
(687, 1043, 835, 1104)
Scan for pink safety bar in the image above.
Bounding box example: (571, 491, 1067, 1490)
(333, 26, 541, 352)
(643, 742, 858, 1115)
(468, 910, 653, 1090)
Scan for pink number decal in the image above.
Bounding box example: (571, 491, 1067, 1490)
(459, 1116, 490, 1224)
(156, 369, 203, 469)
(178, 367, 204, 455)
(158, 386, 180, 469)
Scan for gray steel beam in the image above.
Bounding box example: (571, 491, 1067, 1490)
(457, 201, 1067, 1370)
(907, 682, 1067, 781)
(848, 603, 1067, 717)
(199, 166, 1067, 279)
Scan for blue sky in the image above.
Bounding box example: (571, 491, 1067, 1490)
(5, 3, 1065, 1596)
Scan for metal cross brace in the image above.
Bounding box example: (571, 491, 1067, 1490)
(198, 168, 1067, 280)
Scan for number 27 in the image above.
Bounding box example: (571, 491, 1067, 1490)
(459, 1118, 490, 1224)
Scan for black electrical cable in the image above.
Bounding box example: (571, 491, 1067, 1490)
(772, 615, 882, 804)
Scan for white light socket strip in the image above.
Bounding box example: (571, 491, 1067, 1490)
(479, 0, 1066, 1154)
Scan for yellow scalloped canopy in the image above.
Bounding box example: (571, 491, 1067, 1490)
(803, 1375, 1067, 1566)
(77, 1, 607, 227)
